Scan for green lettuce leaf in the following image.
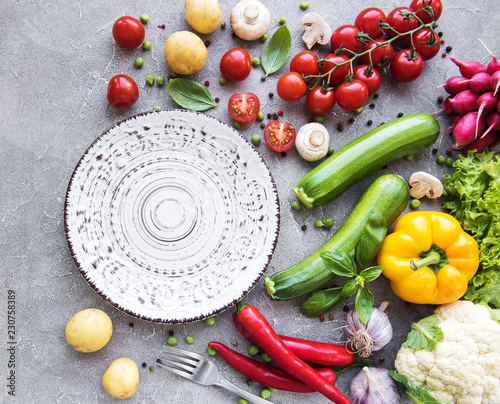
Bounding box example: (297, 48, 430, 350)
(402, 315, 444, 351)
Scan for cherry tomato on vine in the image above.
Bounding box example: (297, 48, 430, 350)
(277, 72, 307, 102)
(228, 93, 260, 123)
(385, 7, 419, 38)
(112, 16, 145, 48)
(355, 7, 387, 39)
(107, 75, 139, 108)
(290, 51, 320, 77)
(330, 25, 363, 54)
(360, 39, 395, 70)
(411, 28, 441, 61)
(264, 120, 297, 152)
(319, 53, 351, 85)
(390, 50, 424, 82)
(353, 65, 382, 95)
(409, 0, 443, 23)
(306, 86, 336, 116)
(220, 48, 252, 82)
(336, 80, 369, 111)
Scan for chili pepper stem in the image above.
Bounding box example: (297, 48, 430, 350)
(410, 250, 441, 271)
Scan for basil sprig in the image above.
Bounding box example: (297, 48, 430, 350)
(261, 25, 292, 77)
(300, 208, 387, 323)
(167, 78, 217, 111)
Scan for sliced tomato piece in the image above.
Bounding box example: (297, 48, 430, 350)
(228, 93, 260, 123)
(264, 120, 297, 152)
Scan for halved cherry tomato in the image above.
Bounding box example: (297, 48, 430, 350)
(290, 51, 320, 77)
(360, 39, 395, 70)
(220, 48, 252, 82)
(385, 7, 418, 38)
(112, 16, 145, 48)
(330, 25, 363, 55)
(264, 121, 297, 152)
(228, 93, 260, 123)
(107, 74, 139, 108)
(355, 8, 387, 39)
(390, 50, 424, 82)
(411, 28, 441, 61)
(319, 53, 351, 85)
(277, 72, 307, 102)
(306, 86, 336, 116)
(353, 65, 382, 95)
(409, 0, 442, 23)
(336, 80, 369, 111)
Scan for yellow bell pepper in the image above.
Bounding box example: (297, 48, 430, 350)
(377, 211, 479, 304)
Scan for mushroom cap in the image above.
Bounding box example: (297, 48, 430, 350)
(231, 0, 270, 41)
(296, 122, 330, 162)
(409, 171, 444, 199)
(300, 12, 332, 49)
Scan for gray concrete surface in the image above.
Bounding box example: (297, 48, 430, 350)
(1, 0, 498, 403)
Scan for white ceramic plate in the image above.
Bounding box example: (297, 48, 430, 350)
(65, 110, 280, 323)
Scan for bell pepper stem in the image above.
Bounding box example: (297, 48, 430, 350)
(410, 251, 441, 271)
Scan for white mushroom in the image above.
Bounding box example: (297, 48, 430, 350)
(231, 0, 270, 41)
(295, 123, 330, 161)
(409, 172, 444, 199)
(300, 13, 332, 49)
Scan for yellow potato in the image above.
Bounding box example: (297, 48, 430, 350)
(185, 0, 222, 34)
(164, 31, 207, 75)
(65, 308, 112, 353)
(102, 358, 139, 399)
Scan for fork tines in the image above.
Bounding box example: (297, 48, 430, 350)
(157, 346, 204, 378)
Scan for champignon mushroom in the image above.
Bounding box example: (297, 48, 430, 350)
(295, 123, 330, 161)
(409, 172, 444, 199)
(231, 0, 270, 41)
(300, 12, 332, 49)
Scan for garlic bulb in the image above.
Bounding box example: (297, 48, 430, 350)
(350, 367, 401, 404)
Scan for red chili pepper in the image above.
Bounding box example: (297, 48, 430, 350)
(232, 313, 353, 367)
(235, 303, 351, 404)
(208, 342, 336, 393)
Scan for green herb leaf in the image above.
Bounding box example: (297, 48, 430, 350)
(356, 208, 387, 269)
(300, 287, 344, 317)
(355, 286, 374, 324)
(321, 251, 357, 278)
(359, 265, 384, 283)
(342, 279, 358, 297)
(167, 78, 217, 111)
(390, 371, 443, 404)
(402, 314, 444, 351)
(261, 25, 292, 76)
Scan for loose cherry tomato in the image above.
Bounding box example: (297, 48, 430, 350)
(277, 72, 307, 102)
(290, 51, 320, 77)
(264, 121, 297, 152)
(220, 48, 252, 82)
(353, 65, 382, 95)
(409, 0, 443, 23)
(112, 16, 145, 48)
(330, 25, 363, 54)
(360, 39, 395, 70)
(319, 53, 351, 85)
(228, 93, 260, 123)
(390, 50, 424, 82)
(355, 7, 387, 39)
(336, 80, 369, 111)
(385, 7, 419, 38)
(107, 75, 139, 108)
(411, 28, 441, 61)
(306, 86, 336, 116)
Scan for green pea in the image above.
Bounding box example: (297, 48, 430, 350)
(314, 115, 324, 123)
(140, 14, 149, 24)
(300, 2, 309, 10)
(142, 40, 152, 50)
(260, 388, 271, 399)
(219, 76, 228, 85)
(315, 220, 324, 228)
(257, 111, 265, 121)
(436, 155, 446, 164)
(170, 71, 179, 78)
(134, 57, 144, 68)
(323, 217, 334, 228)
(410, 199, 421, 209)
(205, 317, 215, 326)
(268, 387, 276, 392)
(146, 75, 155, 86)
(156, 76, 165, 86)
(251, 134, 261, 146)
(237, 398, 248, 404)
(167, 336, 177, 346)
(260, 33, 268, 42)
(446, 157, 455, 167)
(248, 344, 259, 356)
(252, 57, 261, 67)
(233, 121, 241, 130)
(207, 346, 217, 356)
(291, 201, 301, 211)
(327, 146, 335, 156)
(185, 335, 194, 344)
(354, 107, 364, 115)
(405, 154, 414, 161)
(261, 353, 272, 363)
(153, 105, 162, 111)
(278, 16, 286, 24)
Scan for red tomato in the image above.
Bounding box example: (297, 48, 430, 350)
(360, 39, 395, 70)
(355, 7, 387, 39)
(290, 51, 320, 77)
(277, 72, 307, 102)
(336, 80, 369, 111)
(385, 7, 419, 38)
(409, 0, 443, 23)
(319, 54, 351, 85)
(264, 121, 297, 152)
(390, 50, 424, 82)
(353, 65, 382, 95)
(220, 48, 252, 82)
(112, 16, 145, 48)
(411, 28, 441, 61)
(228, 93, 260, 123)
(107, 75, 139, 108)
(306, 86, 336, 116)
(330, 25, 363, 54)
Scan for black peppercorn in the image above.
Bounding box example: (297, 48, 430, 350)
(446, 45, 453, 52)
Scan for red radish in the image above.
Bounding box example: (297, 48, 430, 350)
(434, 96, 457, 115)
(463, 130, 497, 153)
(477, 92, 499, 117)
(452, 111, 486, 148)
(458, 72, 491, 93)
(478, 39, 500, 74)
(444, 115, 463, 135)
(491, 70, 500, 96)
(437, 76, 469, 95)
(449, 89, 479, 114)
(450, 56, 487, 79)
(482, 111, 500, 138)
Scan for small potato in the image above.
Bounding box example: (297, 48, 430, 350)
(185, 0, 222, 34)
(102, 358, 139, 399)
(65, 308, 112, 353)
(164, 31, 207, 75)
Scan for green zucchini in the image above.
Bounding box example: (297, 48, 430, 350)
(294, 113, 439, 208)
(265, 174, 410, 300)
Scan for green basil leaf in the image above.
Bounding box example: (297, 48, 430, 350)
(359, 265, 384, 283)
(261, 25, 292, 76)
(355, 286, 374, 324)
(390, 371, 443, 404)
(300, 287, 344, 317)
(356, 208, 387, 269)
(402, 314, 444, 351)
(167, 78, 217, 111)
(321, 251, 357, 278)
(342, 280, 358, 297)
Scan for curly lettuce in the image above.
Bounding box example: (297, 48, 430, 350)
(442, 151, 500, 308)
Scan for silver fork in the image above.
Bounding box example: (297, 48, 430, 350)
(157, 346, 275, 404)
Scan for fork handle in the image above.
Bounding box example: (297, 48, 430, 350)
(215, 376, 275, 404)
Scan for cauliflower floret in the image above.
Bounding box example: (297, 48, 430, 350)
(395, 300, 500, 403)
